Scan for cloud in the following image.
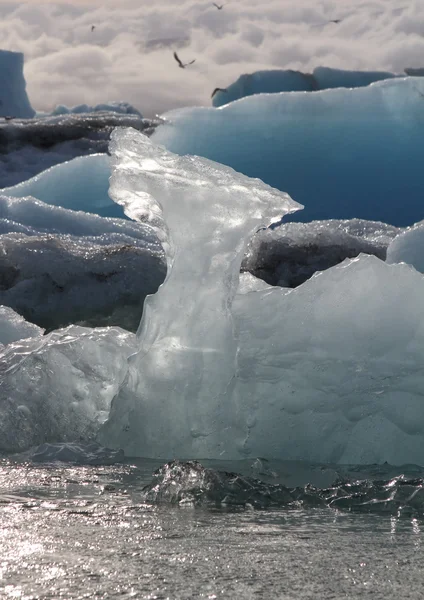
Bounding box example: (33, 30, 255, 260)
(1, 0, 424, 116)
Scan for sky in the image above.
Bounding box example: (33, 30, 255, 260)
(0, 0, 423, 116)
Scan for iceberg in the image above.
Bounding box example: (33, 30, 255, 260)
(96, 130, 424, 465)
(0, 50, 35, 119)
(212, 67, 399, 107)
(99, 128, 300, 458)
(154, 77, 424, 227)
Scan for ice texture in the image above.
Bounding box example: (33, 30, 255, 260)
(0, 195, 165, 331)
(29, 442, 124, 465)
(99, 129, 301, 457)
(212, 67, 398, 107)
(154, 77, 424, 226)
(48, 102, 142, 117)
(0, 112, 156, 188)
(143, 460, 424, 515)
(0, 50, 35, 119)
(1, 154, 121, 219)
(243, 219, 400, 287)
(0, 325, 136, 452)
(386, 223, 424, 274)
(0, 305, 44, 346)
(97, 134, 424, 465)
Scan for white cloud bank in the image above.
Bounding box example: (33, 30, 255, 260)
(0, 0, 423, 115)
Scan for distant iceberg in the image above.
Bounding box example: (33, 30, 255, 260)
(212, 66, 399, 107)
(45, 101, 142, 118)
(0, 50, 35, 119)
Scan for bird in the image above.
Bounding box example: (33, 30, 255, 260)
(213, 2, 224, 9)
(173, 51, 196, 69)
(211, 87, 228, 98)
(91, 25, 95, 32)
(329, 19, 342, 23)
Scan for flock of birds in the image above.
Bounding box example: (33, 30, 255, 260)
(88, 2, 345, 101)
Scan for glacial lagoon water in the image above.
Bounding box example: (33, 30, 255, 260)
(2, 456, 424, 599)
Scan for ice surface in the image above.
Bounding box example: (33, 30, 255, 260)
(386, 223, 424, 274)
(244, 219, 400, 287)
(99, 128, 300, 457)
(1, 154, 122, 218)
(96, 134, 424, 465)
(0, 50, 34, 119)
(0, 325, 136, 452)
(212, 67, 398, 107)
(0, 305, 44, 346)
(155, 77, 424, 226)
(0, 195, 165, 331)
(0, 112, 156, 188)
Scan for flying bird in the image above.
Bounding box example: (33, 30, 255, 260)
(91, 25, 95, 32)
(211, 87, 228, 98)
(173, 51, 196, 69)
(329, 19, 342, 23)
(213, 3, 224, 9)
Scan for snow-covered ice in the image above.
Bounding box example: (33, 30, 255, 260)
(0, 194, 165, 331)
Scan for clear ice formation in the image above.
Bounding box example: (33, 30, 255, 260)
(99, 130, 424, 466)
(0, 324, 136, 452)
(154, 77, 424, 226)
(99, 128, 301, 457)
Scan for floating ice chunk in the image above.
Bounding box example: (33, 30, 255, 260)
(29, 441, 124, 465)
(0, 325, 136, 452)
(386, 222, 424, 273)
(94, 132, 424, 465)
(0, 305, 44, 346)
(99, 129, 301, 457)
(233, 254, 424, 465)
(155, 77, 424, 226)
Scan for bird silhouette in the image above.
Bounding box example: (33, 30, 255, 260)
(173, 51, 196, 69)
(213, 3, 224, 9)
(329, 19, 342, 23)
(91, 25, 95, 32)
(211, 87, 228, 98)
